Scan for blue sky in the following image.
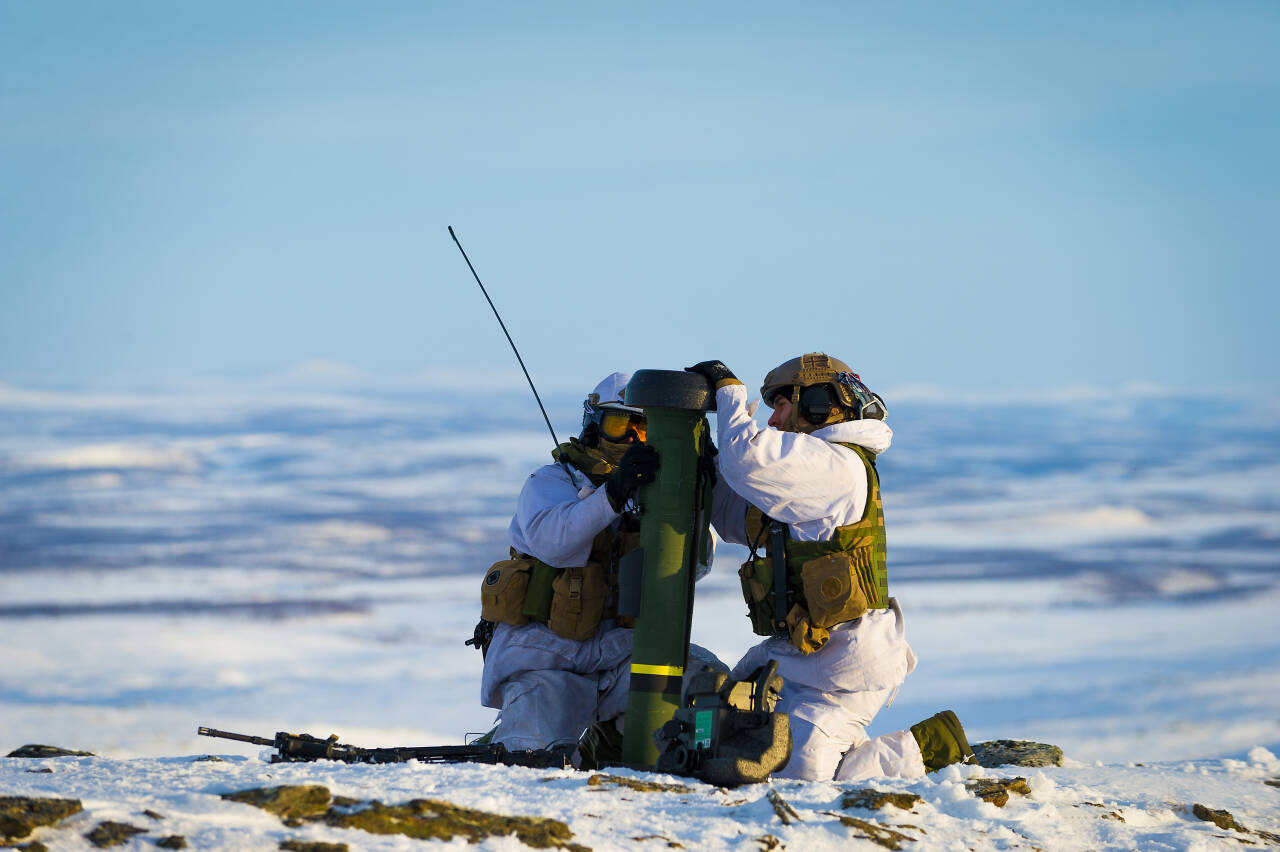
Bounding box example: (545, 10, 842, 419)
(2, 1, 1277, 396)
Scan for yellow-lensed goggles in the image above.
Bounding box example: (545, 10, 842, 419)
(599, 410, 647, 442)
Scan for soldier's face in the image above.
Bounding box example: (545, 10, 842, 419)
(768, 395, 794, 432)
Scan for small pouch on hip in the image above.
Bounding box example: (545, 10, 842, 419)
(479, 557, 535, 626)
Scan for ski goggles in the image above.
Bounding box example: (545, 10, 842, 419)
(597, 409, 647, 442)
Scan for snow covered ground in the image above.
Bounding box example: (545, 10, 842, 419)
(3, 747, 1279, 851)
(1, 379, 1277, 849)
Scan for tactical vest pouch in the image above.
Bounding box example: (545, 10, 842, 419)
(785, 603, 830, 655)
(738, 558, 777, 637)
(800, 551, 869, 628)
(479, 557, 534, 627)
(547, 564, 608, 641)
(520, 560, 559, 622)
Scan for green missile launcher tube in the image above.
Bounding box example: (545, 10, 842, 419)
(619, 369, 715, 767)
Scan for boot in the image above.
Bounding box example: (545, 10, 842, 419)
(574, 718, 624, 770)
(910, 710, 975, 772)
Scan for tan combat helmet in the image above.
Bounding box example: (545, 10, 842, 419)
(760, 353, 887, 432)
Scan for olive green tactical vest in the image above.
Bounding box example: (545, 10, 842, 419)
(744, 442, 889, 613)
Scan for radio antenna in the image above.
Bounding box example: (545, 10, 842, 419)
(448, 226, 562, 450)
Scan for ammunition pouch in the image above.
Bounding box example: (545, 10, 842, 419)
(480, 553, 535, 627)
(738, 548, 873, 655)
(480, 540, 630, 641)
(547, 564, 609, 641)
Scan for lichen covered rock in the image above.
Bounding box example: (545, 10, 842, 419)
(965, 776, 1032, 807)
(85, 820, 147, 848)
(221, 784, 588, 851)
(971, 740, 1063, 768)
(586, 773, 692, 794)
(324, 798, 585, 849)
(841, 788, 922, 812)
(222, 785, 332, 819)
(0, 796, 83, 842)
(5, 745, 95, 758)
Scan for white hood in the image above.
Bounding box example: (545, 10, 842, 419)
(813, 418, 893, 455)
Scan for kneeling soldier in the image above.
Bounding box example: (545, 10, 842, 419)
(478, 372, 723, 759)
(692, 354, 974, 781)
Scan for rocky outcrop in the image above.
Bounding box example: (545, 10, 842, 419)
(1192, 804, 1280, 843)
(6, 745, 95, 758)
(223, 785, 588, 851)
(221, 786, 332, 820)
(971, 740, 1063, 768)
(84, 821, 147, 848)
(841, 789, 922, 812)
(0, 797, 83, 843)
(965, 776, 1031, 807)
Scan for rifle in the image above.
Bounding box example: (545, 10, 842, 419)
(196, 726, 572, 768)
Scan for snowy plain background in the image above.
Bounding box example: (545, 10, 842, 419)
(2, 377, 1276, 765)
(2, 377, 1279, 851)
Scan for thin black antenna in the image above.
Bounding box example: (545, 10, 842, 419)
(449, 226, 562, 449)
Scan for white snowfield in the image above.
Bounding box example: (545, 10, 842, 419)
(1, 382, 1278, 849)
(2, 748, 1278, 851)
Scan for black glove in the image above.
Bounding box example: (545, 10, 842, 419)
(685, 360, 741, 389)
(605, 443, 659, 511)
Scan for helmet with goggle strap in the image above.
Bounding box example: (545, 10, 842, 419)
(582, 372, 647, 445)
(760, 353, 887, 432)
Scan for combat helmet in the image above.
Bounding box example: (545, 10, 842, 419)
(760, 353, 886, 432)
(581, 372, 647, 445)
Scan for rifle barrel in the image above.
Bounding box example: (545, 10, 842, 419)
(197, 726, 276, 747)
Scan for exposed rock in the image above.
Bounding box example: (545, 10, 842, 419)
(586, 774, 692, 794)
(1082, 802, 1125, 822)
(221, 786, 332, 819)
(823, 811, 916, 849)
(223, 784, 586, 850)
(23, 769, 53, 774)
(1193, 803, 1244, 832)
(631, 835, 683, 848)
(971, 740, 1063, 768)
(965, 777, 1031, 807)
(1265, 778, 1280, 788)
(1189, 803, 1280, 842)
(322, 798, 587, 850)
(84, 821, 147, 847)
(755, 835, 782, 850)
(5, 745, 95, 758)
(156, 836, 188, 849)
(841, 789, 922, 812)
(279, 841, 347, 852)
(193, 755, 224, 762)
(0, 796, 83, 842)
(15, 842, 49, 852)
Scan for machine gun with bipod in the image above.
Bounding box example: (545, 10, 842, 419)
(196, 726, 572, 768)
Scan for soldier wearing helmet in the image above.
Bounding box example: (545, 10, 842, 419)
(478, 372, 724, 761)
(690, 355, 973, 782)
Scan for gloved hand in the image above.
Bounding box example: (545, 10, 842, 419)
(605, 443, 659, 511)
(685, 360, 742, 389)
